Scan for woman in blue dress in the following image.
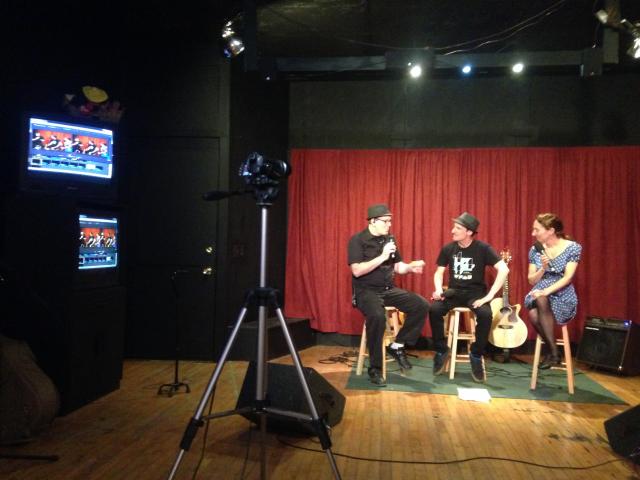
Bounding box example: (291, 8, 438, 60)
(525, 213, 582, 369)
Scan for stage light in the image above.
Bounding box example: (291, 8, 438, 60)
(512, 62, 524, 74)
(595, 9, 609, 25)
(461, 64, 472, 75)
(221, 14, 245, 58)
(594, 9, 640, 60)
(408, 63, 422, 78)
(628, 37, 640, 58)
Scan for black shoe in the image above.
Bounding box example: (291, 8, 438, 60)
(470, 354, 486, 383)
(433, 349, 450, 376)
(539, 354, 561, 370)
(386, 346, 412, 370)
(368, 367, 387, 386)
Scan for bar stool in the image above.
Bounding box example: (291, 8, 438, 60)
(530, 324, 574, 394)
(356, 306, 404, 380)
(445, 307, 484, 380)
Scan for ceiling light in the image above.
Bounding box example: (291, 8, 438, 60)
(221, 14, 245, 59)
(408, 64, 422, 78)
(594, 10, 640, 60)
(595, 9, 609, 25)
(223, 38, 245, 58)
(512, 62, 524, 74)
(461, 64, 472, 75)
(628, 37, 640, 59)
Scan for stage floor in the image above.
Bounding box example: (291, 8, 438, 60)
(1, 346, 638, 479)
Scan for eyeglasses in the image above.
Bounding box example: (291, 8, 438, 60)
(375, 217, 392, 224)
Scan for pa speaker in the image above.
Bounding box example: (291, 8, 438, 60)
(236, 362, 346, 435)
(577, 317, 640, 375)
(604, 404, 640, 463)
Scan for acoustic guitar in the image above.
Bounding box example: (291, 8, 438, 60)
(489, 248, 527, 349)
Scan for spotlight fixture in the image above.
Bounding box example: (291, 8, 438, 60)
(512, 62, 524, 74)
(408, 63, 422, 78)
(461, 64, 472, 75)
(628, 37, 640, 59)
(221, 14, 245, 58)
(595, 9, 640, 59)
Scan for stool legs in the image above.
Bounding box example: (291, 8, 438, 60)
(356, 307, 403, 380)
(356, 325, 367, 376)
(530, 324, 574, 394)
(445, 308, 477, 380)
(561, 325, 575, 394)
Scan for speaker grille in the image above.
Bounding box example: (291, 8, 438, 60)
(577, 317, 640, 375)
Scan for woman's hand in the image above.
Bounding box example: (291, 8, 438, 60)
(531, 289, 548, 299)
(540, 253, 551, 270)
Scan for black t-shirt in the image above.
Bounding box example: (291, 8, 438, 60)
(348, 228, 402, 290)
(436, 240, 500, 293)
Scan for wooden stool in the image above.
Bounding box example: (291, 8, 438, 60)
(445, 307, 484, 380)
(530, 324, 574, 394)
(356, 307, 404, 379)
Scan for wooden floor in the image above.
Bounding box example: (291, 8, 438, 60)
(1, 346, 639, 480)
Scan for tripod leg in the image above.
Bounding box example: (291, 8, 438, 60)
(256, 304, 269, 480)
(167, 305, 250, 480)
(272, 307, 342, 480)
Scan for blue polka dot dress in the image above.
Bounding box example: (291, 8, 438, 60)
(524, 241, 582, 324)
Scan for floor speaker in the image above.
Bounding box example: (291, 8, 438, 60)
(577, 317, 640, 375)
(236, 362, 346, 435)
(604, 404, 640, 464)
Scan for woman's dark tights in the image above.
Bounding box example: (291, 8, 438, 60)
(528, 296, 559, 358)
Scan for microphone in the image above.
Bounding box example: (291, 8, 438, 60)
(442, 289, 456, 299)
(533, 241, 554, 268)
(387, 235, 396, 259)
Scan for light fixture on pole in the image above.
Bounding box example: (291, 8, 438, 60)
(221, 14, 245, 58)
(595, 9, 640, 59)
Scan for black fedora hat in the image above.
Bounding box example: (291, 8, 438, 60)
(452, 212, 479, 232)
(367, 204, 392, 219)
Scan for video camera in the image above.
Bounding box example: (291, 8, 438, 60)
(239, 152, 290, 204)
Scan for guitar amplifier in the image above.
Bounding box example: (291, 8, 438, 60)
(577, 316, 640, 375)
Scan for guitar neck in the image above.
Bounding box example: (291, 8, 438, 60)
(502, 277, 510, 307)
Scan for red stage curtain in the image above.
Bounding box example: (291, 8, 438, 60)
(284, 147, 640, 341)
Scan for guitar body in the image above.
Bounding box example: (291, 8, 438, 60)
(489, 298, 528, 349)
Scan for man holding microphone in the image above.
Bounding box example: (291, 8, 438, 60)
(348, 204, 430, 386)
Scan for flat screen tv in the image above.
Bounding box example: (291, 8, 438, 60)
(22, 115, 116, 199)
(78, 214, 118, 270)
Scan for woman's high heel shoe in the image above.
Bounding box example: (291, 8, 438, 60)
(539, 354, 561, 370)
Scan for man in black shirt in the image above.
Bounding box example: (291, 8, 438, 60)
(429, 212, 509, 383)
(348, 204, 429, 386)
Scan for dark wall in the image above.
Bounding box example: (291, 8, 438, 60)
(224, 63, 290, 344)
(289, 74, 640, 147)
(1, 3, 291, 366)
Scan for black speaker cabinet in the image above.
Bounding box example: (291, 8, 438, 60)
(577, 316, 640, 375)
(236, 362, 346, 435)
(604, 404, 640, 464)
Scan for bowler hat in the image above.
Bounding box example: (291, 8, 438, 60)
(453, 212, 479, 232)
(367, 204, 392, 219)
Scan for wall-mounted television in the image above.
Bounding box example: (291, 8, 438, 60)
(78, 214, 118, 270)
(75, 210, 121, 289)
(21, 114, 117, 200)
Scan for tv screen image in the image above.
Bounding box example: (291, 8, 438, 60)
(78, 214, 118, 270)
(28, 117, 114, 180)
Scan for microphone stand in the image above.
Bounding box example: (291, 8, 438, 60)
(157, 270, 191, 396)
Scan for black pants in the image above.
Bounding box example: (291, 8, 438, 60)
(355, 286, 429, 370)
(429, 290, 492, 357)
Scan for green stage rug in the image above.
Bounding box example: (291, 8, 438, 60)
(346, 357, 627, 404)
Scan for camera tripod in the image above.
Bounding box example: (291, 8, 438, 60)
(167, 203, 341, 480)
